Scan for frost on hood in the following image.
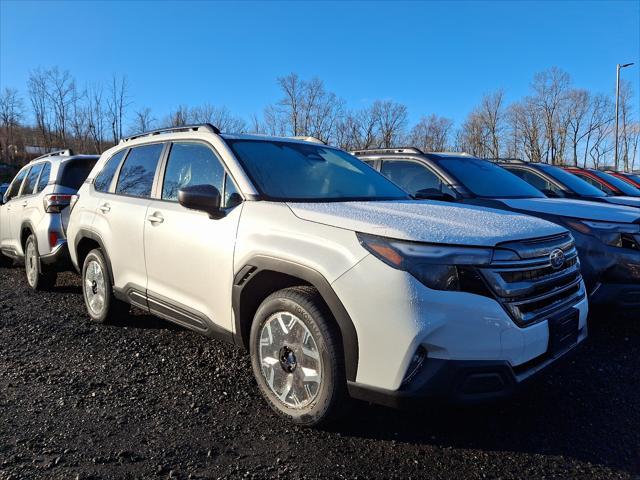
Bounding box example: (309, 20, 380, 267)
(288, 200, 565, 247)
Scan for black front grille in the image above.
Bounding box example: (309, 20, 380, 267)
(479, 233, 586, 326)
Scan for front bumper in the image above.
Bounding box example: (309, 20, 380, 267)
(590, 282, 640, 310)
(348, 310, 585, 408)
(573, 231, 640, 307)
(332, 254, 589, 393)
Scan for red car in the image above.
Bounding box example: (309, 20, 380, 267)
(604, 170, 640, 189)
(563, 166, 640, 197)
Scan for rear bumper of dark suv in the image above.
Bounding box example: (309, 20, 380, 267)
(348, 308, 586, 409)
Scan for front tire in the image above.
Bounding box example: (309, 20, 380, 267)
(250, 286, 348, 427)
(82, 248, 128, 323)
(24, 234, 56, 291)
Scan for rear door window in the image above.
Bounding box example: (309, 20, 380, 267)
(508, 168, 563, 196)
(116, 143, 164, 198)
(59, 158, 98, 191)
(380, 160, 456, 196)
(22, 163, 44, 196)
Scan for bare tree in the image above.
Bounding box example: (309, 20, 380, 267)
(531, 67, 571, 164)
(565, 89, 590, 166)
(131, 107, 156, 133)
(373, 100, 407, 148)
(69, 83, 91, 152)
(477, 90, 505, 157)
(508, 99, 546, 162)
(108, 75, 129, 143)
(0, 87, 25, 163)
(165, 105, 189, 127)
(46, 67, 75, 146)
(28, 68, 52, 149)
(190, 104, 246, 132)
(268, 73, 345, 142)
(87, 84, 107, 154)
(409, 114, 453, 152)
(581, 94, 613, 167)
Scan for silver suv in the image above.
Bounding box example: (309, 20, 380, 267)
(67, 125, 587, 426)
(0, 150, 98, 289)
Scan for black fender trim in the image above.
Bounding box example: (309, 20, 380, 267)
(19, 219, 38, 256)
(232, 255, 359, 381)
(73, 229, 115, 284)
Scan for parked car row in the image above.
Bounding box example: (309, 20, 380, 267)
(0, 125, 637, 427)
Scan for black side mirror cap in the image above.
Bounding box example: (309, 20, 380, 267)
(178, 184, 224, 219)
(413, 188, 456, 202)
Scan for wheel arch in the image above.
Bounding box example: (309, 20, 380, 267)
(20, 220, 37, 250)
(74, 229, 114, 285)
(232, 256, 359, 382)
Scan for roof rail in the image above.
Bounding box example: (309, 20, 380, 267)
(350, 147, 424, 156)
(289, 136, 326, 145)
(120, 123, 221, 144)
(31, 149, 74, 161)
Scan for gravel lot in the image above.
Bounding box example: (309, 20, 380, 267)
(0, 265, 638, 479)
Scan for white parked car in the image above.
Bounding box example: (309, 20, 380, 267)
(0, 150, 98, 289)
(66, 125, 588, 426)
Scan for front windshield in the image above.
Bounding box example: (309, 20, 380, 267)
(225, 139, 410, 201)
(438, 157, 545, 198)
(538, 164, 607, 197)
(592, 170, 640, 196)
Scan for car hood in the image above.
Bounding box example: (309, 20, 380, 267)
(500, 198, 640, 223)
(287, 200, 565, 247)
(602, 196, 640, 208)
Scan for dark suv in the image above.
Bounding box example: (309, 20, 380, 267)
(353, 148, 640, 310)
(497, 160, 640, 209)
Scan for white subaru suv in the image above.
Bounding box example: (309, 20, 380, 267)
(67, 124, 588, 426)
(0, 150, 98, 289)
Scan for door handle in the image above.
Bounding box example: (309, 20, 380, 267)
(99, 203, 111, 213)
(147, 213, 164, 224)
(21, 201, 28, 207)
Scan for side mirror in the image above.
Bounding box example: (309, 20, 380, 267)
(178, 184, 224, 219)
(413, 188, 455, 202)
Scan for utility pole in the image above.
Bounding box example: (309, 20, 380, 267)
(614, 62, 634, 171)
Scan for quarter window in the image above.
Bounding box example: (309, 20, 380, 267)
(116, 144, 164, 198)
(95, 150, 127, 193)
(162, 143, 224, 201)
(22, 164, 44, 196)
(36, 162, 51, 193)
(223, 174, 242, 209)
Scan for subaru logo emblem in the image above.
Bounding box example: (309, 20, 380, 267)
(549, 249, 565, 270)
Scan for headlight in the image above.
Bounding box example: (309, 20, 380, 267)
(565, 220, 640, 250)
(357, 233, 496, 293)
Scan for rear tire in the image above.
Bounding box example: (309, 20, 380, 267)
(82, 248, 128, 323)
(24, 234, 57, 291)
(250, 286, 349, 427)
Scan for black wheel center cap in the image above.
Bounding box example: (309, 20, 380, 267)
(279, 346, 297, 373)
(91, 281, 98, 295)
